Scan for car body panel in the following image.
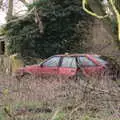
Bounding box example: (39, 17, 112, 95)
(15, 54, 107, 78)
(58, 67, 77, 76)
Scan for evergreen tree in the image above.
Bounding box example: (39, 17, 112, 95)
(5, 0, 92, 58)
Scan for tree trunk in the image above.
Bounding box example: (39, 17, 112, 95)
(88, 0, 116, 39)
(88, 0, 106, 16)
(87, 0, 120, 61)
(6, 0, 13, 22)
(0, 0, 3, 8)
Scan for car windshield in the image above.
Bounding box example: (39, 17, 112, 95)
(93, 56, 108, 65)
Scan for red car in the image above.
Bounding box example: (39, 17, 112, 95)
(15, 54, 108, 79)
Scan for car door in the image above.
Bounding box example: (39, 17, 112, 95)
(39, 56, 61, 76)
(59, 57, 77, 77)
(77, 56, 102, 76)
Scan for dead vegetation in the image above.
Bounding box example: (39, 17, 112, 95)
(0, 74, 120, 120)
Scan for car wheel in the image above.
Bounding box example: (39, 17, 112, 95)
(22, 73, 32, 80)
(16, 72, 32, 81)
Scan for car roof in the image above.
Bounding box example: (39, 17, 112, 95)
(55, 53, 100, 57)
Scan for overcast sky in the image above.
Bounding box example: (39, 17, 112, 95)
(0, 0, 33, 25)
(0, 10, 6, 25)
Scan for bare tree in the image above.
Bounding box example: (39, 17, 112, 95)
(19, 0, 29, 6)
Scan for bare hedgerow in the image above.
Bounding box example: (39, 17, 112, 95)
(0, 74, 120, 120)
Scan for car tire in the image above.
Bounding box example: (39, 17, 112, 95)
(16, 72, 32, 81)
(22, 73, 32, 80)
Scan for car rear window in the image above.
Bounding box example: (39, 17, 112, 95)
(78, 56, 96, 66)
(93, 56, 107, 65)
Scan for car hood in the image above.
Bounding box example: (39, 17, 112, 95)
(17, 64, 39, 72)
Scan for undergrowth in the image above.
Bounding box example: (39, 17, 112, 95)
(0, 75, 119, 120)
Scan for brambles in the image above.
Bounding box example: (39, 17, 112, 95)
(0, 74, 119, 120)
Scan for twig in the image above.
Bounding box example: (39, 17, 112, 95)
(4, 107, 16, 120)
(69, 102, 86, 120)
(51, 108, 61, 120)
(80, 81, 119, 96)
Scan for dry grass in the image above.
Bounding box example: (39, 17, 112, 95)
(0, 74, 119, 120)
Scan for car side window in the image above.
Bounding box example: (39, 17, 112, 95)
(42, 56, 60, 67)
(78, 56, 96, 66)
(61, 57, 76, 68)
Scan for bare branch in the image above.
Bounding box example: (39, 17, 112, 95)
(7, 7, 35, 24)
(34, 8, 44, 33)
(109, 0, 120, 41)
(19, 0, 29, 6)
(51, 108, 61, 120)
